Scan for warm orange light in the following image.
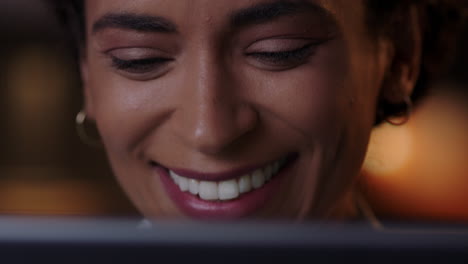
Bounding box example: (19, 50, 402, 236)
(361, 90, 468, 222)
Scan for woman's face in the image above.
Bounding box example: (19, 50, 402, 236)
(82, 0, 389, 220)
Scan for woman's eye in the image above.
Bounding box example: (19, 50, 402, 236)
(246, 43, 315, 69)
(111, 57, 173, 74)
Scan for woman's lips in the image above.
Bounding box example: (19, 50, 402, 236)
(153, 154, 298, 219)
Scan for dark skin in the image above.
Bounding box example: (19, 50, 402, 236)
(81, 0, 421, 220)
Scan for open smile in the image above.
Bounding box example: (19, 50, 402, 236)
(152, 153, 298, 219)
(169, 157, 287, 201)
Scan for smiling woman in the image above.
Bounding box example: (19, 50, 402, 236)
(47, 0, 463, 221)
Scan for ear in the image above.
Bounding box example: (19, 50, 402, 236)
(381, 5, 423, 104)
(80, 57, 96, 121)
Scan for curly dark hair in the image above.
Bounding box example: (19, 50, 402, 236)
(365, 1, 465, 123)
(47, 0, 465, 123)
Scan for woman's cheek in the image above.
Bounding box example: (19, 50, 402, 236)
(247, 43, 349, 138)
(88, 71, 166, 155)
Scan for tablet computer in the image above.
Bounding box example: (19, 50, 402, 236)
(0, 217, 467, 264)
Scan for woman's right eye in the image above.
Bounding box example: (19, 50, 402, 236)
(110, 56, 173, 74)
(104, 47, 174, 80)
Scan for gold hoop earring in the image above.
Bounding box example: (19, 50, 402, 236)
(75, 110, 102, 148)
(384, 96, 413, 126)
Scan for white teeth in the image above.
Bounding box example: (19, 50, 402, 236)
(168, 156, 287, 201)
(178, 176, 189, 191)
(218, 179, 239, 200)
(199, 181, 219, 200)
(251, 169, 265, 189)
(170, 171, 180, 184)
(238, 174, 252, 194)
(189, 179, 199, 195)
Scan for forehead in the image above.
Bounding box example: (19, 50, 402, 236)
(84, 0, 365, 34)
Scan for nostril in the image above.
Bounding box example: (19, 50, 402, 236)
(149, 160, 159, 167)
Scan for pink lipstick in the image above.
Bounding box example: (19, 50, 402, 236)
(153, 154, 297, 219)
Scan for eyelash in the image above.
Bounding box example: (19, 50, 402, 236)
(247, 44, 315, 64)
(111, 57, 172, 72)
(109, 43, 316, 74)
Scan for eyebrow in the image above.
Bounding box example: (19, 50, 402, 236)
(92, 13, 178, 34)
(91, 1, 330, 35)
(230, 0, 330, 29)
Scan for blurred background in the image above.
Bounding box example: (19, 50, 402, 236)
(0, 0, 138, 217)
(0, 1, 467, 222)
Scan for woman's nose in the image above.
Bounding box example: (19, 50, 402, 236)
(171, 57, 258, 155)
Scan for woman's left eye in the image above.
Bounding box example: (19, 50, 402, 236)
(245, 38, 328, 70)
(247, 44, 314, 64)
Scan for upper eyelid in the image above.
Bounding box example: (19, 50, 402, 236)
(105, 47, 172, 60)
(244, 37, 326, 52)
(246, 43, 314, 53)
(106, 48, 173, 67)
(111, 56, 172, 62)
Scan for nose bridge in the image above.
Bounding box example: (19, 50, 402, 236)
(195, 49, 226, 105)
(174, 48, 256, 154)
